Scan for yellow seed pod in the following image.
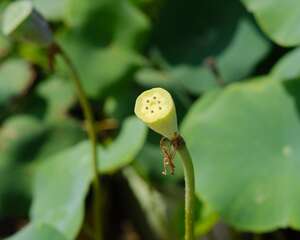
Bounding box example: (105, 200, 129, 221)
(134, 88, 178, 140)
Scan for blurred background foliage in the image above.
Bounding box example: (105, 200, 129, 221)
(1, 0, 300, 239)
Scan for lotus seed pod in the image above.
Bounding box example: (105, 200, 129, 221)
(134, 88, 178, 140)
(2, 0, 53, 46)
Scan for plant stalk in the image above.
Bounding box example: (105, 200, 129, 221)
(53, 42, 102, 240)
(172, 135, 195, 240)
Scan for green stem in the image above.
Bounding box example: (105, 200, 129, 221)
(54, 43, 102, 240)
(174, 136, 195, 240)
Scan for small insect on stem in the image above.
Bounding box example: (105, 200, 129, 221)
(160, 137, 176, 175)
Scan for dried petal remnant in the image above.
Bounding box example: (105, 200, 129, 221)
(2, 0, 53, 46)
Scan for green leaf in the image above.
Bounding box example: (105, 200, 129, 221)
(0, 33, 11, 59)
(37, 76, 76, 121)
(55, 0, 149, 98)
(216, 19, 270, 85)
(0, 115, 43, 166)
(241, 0, 300, 46)
(123, 167, 170, 239)
(58, 31, 145, 98)
(0, 115, 85, 165)
(0, 115, 85, 218)
(65, 0, 150, 49)
(125, 165, 218, 238)
(103, 81, 140, 121)
(32, 0, 67, 21)
(30, 142, 93, 239)
(0, 59, 32, 106)
(136, 65, 217, 95)
(6, 223, 66, 240)
(29, 116, 146, 238)
(195, 203, 218, 237)
(146, 0, 270, 93)
(2, 0, 32, 36)
(182, 77, 300, 231)
(271, 47, 300, 81)
(98, 116, 147, 173)
(33, 120, 86, 161)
